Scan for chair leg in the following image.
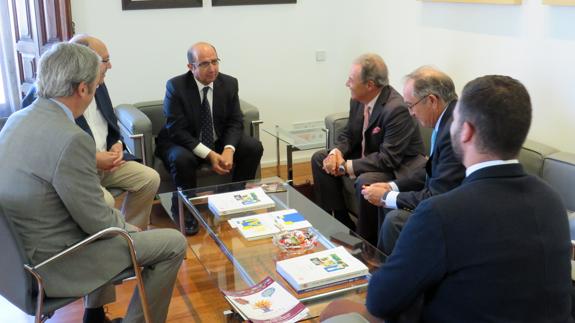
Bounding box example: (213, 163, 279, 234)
(133, 266, 152, 323)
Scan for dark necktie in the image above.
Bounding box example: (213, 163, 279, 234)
(200, 86, 215, 150)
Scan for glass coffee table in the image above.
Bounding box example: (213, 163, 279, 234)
(262, 126, 328, 183)
(170, 178, 386, 320)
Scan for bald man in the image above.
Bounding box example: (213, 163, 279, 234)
(155, 42, 263, 235)
(22, 34, 160, 230)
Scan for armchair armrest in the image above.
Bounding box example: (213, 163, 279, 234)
(25, 227, 152, 323)
(116, 104, 153, 165)
(325, 111, 348, 150)
(239, 99, 261, 139)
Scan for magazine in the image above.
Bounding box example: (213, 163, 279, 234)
(207, 187, 275, 216)
(228, 209, 312, 240)
(222, 276, 309, 323)
(276, 246, 369, 292)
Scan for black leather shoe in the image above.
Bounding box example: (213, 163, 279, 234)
(170, 208, 199, 236)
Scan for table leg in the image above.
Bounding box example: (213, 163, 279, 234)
(287, 144, 294, 185)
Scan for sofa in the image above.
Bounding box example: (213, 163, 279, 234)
(324, 112, 575, 236)
(115, 99, 262, 193)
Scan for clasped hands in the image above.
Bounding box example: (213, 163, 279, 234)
(96, 141, 125, 172)
(361, 182, 392, 207)
(322, 149, 346, 176)
(207, 147, 234, 175)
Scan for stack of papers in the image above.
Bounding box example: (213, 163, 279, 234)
(222, 276, 309, 323)
(228, 209, 312, 241)
(208, 187, 275, 216)
(276, 246, 369, 292)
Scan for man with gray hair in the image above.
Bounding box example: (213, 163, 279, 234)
(362, 66, 466, 255)
(0, 42, 186, 323)
(22, 34, 160, 231)
(311, 54, 425, 246)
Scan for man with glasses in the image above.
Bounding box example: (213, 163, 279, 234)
(156, 42, 263, 235)
(311, 53, 426, 246)
(22, 34, 160, 231)
(361, 66, 466, 255)
(321, 75, 573, 323)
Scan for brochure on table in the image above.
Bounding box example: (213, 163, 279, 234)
(228, 209, 312, 240)
(222, 276, 309, 323)
(207, 187, 276, 216)
(276, 246, 369, 292)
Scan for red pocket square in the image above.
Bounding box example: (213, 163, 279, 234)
(372, 127, 381, 134)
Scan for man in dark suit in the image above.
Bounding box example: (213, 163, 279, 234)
(311, 53, 425, 245)
(155, 42, 263, 235)
(361, 66, 466, 255)
(21, 35, 160, 230)
(320, 75, 573, 323)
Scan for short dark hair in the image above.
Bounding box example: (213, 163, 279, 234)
(458, 75, 532, 159)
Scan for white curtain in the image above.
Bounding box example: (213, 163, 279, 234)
(0, 0, 21, 118)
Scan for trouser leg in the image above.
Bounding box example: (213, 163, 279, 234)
(355, 172, 394, 246)
(231, 134, 263, 182)
(123, 229, 187, 323)
(377, 209, 413, 255)
(101, 161, 161, 229)
(311, 150, 347, 212)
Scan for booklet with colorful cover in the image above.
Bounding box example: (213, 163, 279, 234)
(228, 209, 312, 241)
(207, 187, 276, 216)
(276, 246, 369, 292)
(221, 276, 309, 323)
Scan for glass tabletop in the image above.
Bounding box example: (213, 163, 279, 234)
(171, 178, 387, 320)
(262, 125, 327, 150)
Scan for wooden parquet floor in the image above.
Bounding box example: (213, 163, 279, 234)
(0, 163, 318, 323)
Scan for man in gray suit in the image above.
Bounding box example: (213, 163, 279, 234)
(0, 43, 186, 323)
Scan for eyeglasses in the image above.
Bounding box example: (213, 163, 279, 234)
(406, 95, 429, 111)
(195, 58, 220, 69)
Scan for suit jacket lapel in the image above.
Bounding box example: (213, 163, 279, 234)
(367, 86, 391, 130)
(186, 72, 202, 130)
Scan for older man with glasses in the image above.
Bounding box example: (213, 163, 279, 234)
(361, 66, 466, 255)
(155, 42, 263, 235)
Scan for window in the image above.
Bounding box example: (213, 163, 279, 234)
(0, 1, 19, 118)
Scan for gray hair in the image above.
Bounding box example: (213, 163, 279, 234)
(354, 53, 389, 87)
(36, 42, 100, 99)
(405, 66, 458, 103)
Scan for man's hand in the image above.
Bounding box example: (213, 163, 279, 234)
(207, 151, 230, 175)
(96, 151, 124, 171)
(361, 182, 392, 207)
(323, 149, 345, 176)
(109, 141, 124, 165)
(319, 299, 382, 323)
(220, 147, 234, 171)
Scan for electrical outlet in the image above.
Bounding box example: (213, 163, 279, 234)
(315, 50, 326, 62)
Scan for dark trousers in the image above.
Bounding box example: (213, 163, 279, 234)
(377, 208, 413, 255)
(158, 134, 263, 191)
(311, 149, 393, 246)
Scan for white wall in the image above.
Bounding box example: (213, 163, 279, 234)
(72, 0, 575, 166)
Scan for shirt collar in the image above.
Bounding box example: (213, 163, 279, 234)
(365, 90, 381, 112)
(49, 98, 75, 122)
(466, 159, 519, 177)
(195, 78, 213, 92)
